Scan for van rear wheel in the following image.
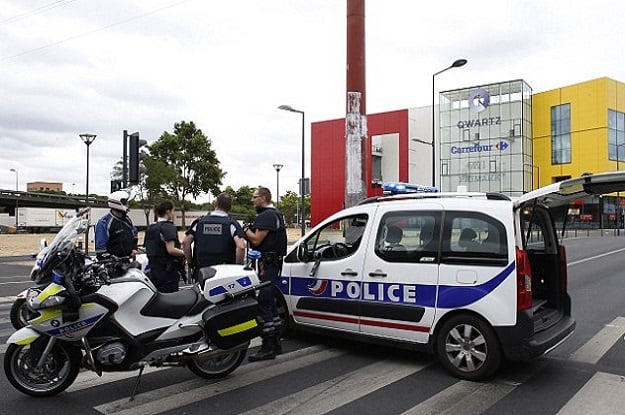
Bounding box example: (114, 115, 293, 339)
(435, 314, 501, 381)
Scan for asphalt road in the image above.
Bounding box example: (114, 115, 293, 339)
(1, 235, 625, 414)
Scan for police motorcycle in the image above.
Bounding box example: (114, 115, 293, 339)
(9, 241, 150, 330)
(4, 207, 266, 398)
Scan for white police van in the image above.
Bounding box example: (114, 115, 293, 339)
(275, 172, 625, 380)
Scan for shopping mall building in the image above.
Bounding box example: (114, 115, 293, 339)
(310, 77, 625, 227)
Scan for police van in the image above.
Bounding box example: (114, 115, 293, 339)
(275, 171, 625, 380)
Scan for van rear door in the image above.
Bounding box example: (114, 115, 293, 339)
(515, 171, 625, 209)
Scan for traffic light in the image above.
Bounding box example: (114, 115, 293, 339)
(110, 180, 122, 193)
(128, 132, 148, 184)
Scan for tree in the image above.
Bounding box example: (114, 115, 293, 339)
(144, 121, 224, 227)
(228, 185, 256, 223)
(110, 159, 123, 181)
(279, 191, 310, 227)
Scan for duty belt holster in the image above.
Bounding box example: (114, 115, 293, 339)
(262, 251, 282, 266)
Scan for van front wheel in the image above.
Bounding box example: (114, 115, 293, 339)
(435, 314, 501, 381)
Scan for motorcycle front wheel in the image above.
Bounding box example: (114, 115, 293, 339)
(4, 341, 82, 397)
(187, 349, 246, 379)
(10, 298, 32, 329)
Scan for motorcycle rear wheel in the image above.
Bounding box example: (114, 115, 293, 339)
(187, 349, 246, 379)
(4, 341, 82, 397)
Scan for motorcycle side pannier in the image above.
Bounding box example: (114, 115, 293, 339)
(202, 296, 261, 350)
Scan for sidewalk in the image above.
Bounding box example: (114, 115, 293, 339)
(561, 228, 625, 239)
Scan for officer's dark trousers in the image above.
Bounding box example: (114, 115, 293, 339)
(257, 262, 282, 337)
(149, 265, 179, 293)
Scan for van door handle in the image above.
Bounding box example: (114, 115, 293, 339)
(368, 271, 387, 277)
(341, 269, 358, 277)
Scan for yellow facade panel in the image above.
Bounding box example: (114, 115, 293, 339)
(530, 77, 625, 185)
(532, 89, 561, 138)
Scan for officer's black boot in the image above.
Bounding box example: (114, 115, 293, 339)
(248, 335, 276, 362)
(273, 335, 282, 355)
(272, 317, 283, 354)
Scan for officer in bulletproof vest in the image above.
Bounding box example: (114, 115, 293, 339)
(182, 192, 246, 280)
(144, 200, 186, 293)
(244, 186, 288, 361)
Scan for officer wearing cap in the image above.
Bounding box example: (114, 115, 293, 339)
(244, 186, 287, 361)
(95, 190, 138, 259)
(182, 192, 246, 280)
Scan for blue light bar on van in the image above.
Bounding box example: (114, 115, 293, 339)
(382, 182, 438, 195)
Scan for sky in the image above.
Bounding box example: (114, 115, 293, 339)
(1, 0, 624, 203)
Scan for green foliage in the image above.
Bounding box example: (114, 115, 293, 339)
(221, 185, 255, 223)
(144, 121, 225, 226)
(110, 159, 123, 181)
(279, 191, 310, 226)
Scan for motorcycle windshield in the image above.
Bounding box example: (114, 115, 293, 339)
(32, 207, 90, 282)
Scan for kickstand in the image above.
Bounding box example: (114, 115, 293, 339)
(129, 366, 145, 401)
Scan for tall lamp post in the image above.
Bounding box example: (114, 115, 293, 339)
(278, 104, 306, 237)
(80, 133, 97, 253)
(9, 168, 18, 229)
(272, 164, 283, 205)
(432, 58, 467, 188)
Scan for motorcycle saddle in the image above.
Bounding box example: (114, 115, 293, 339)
(141, 288, 199, 319)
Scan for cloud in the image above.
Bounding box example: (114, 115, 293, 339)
(2, 0, 625, 204)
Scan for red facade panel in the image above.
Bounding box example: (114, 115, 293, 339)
(310, 109, 409, 226)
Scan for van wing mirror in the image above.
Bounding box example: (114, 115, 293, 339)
(297, 243, 311, 263)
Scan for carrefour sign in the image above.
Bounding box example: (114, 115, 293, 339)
(451, 141, 509, 154)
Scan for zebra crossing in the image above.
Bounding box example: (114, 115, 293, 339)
(2, 299, 625, 414)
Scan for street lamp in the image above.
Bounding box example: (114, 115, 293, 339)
(9, 168, 18, 229)
(273, 164, 283, 205)
(278, 104, 306, 237)
(80, 133, 96, 253)
(432, 58, 467, 188)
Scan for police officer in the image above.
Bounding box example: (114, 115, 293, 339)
(144, 200, 185, 293)
(182, 193, 246, 278)
(244, 186, 287, 361)
(95, 190, 138, 259)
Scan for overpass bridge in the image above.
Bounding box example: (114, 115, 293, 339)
(0, 189, 107, 212)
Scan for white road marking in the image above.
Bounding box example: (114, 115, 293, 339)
(239, 359, 429, 415)
(570, 316, 625, 364)
(556, 371, 625, 415)
(568, 247, 625, 266)
(94, 345, 342, 415)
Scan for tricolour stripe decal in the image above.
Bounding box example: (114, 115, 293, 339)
(294, 310, 430, 332)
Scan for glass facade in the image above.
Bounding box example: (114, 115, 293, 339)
(608, 109, 625, 163)
(438, 80, 533, 197)
(551, 104, 571, 164)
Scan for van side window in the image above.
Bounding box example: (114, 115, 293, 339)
(442, 212, 508, 265)
(301, 214, 368, 261)
(375, 211, 440, 263)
